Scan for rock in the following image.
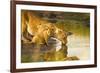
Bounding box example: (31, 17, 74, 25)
(65, 56, 79, 61)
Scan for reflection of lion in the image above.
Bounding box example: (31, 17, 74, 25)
(21, 11, 72, 45)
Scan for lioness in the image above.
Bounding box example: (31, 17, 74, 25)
(32, 28, 51, 45)
(21, 11, 72, 45)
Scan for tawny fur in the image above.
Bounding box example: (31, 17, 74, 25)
(32, 29, 51, 45)
(21, 11, 69, 45)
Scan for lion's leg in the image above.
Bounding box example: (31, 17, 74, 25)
(25, 31, 33, 41)
(22, 35, 30, 42)
(44, 34, 49, 46)
(21, 30, 33, 44)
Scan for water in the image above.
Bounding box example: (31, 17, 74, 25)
(67, 35, 90, 60)
(21, 35, 89, 63)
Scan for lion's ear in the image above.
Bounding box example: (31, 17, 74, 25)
(66, 32, 73, 36)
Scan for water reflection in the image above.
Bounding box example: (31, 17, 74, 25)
(21, 39, 68, 62)
(21, 35, 90, 62)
